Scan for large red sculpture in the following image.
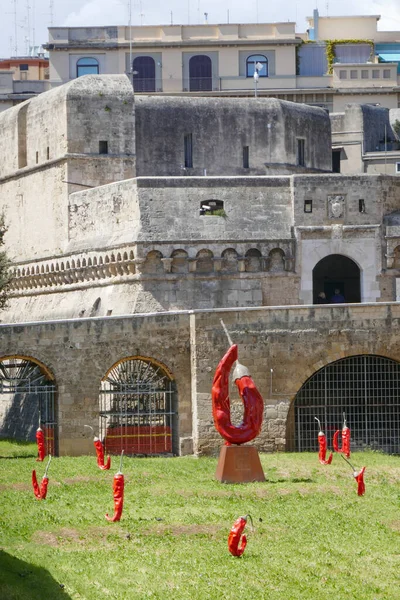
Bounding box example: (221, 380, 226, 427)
(212, 344, 264, 445)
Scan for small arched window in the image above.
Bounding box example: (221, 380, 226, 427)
(246, 54, 268, 78)
(76, 57, 99, 77)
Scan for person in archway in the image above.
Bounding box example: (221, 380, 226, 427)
(316, 291, 328, 304)
(330, 288, 345, 303)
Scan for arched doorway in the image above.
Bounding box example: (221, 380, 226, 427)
(0, 356, 57, 454)
(132, 56, 156, 92)
(189, 55, 212, 91)
(289, 355, 400, 454)
(313, 254, 361, 303)
(99, 356, 178, 455)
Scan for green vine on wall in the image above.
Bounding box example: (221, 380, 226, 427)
(325, 39, 374, 74)
(296, 39, 375, 75)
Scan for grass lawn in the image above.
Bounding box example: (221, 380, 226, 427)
(0, 441, 399, 600)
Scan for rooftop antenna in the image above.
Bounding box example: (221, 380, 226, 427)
(49, 0, 54, 26)
(13, 0, 18, 56)
(26, 0, 31, 54)
(32, 0, 36, 50)
(188, 0, 190, 24)
(227, 9, 229, 24)
(256, 0, 259, 24)
(170, 10, 173, 25)
(129, 0, 133, 85)
(326, 0, 329, 16)
(204, 12, 208, 24)
(197, 0, 200, 23)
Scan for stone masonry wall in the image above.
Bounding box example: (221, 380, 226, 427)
(1, 303, 400, 457)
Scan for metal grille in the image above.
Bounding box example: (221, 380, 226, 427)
(294, 355, 400, 454)
(99, 357, 177, 456)
(0, 357, 57, 453)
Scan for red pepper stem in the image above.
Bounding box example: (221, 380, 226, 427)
(343, 412, 347, 428)
(341, 454, 356, 472)
(220, 319, 234, 348)
(44, 454, 52, 478)
(314, 417, 322, 432)
(38, 410, 41, 429)
(245, 514, 255, 532)
(84, 424, 95, 434)
(119, 449, 124, 473)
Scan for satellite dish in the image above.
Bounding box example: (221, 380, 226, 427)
(255, 62, 264, 71)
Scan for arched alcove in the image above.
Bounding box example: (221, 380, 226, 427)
(313, 254, 361, 303)
(189, 55, 212, 91)
(287, 354, 400, 454)
(99, 356, 177, 455)
(0, 356, 57, 454)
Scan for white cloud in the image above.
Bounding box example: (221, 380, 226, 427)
(63, 0, 128, 27)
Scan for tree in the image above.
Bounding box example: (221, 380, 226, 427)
(0, 213, 12, 311)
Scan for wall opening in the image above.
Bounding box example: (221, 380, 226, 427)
(287, 355, 400, 454)
(0, 356, 57, 455)
(99, 356, 178, 456)
(17, 105, 28, 169)
(332, 149, 341, 173)
(99, 140, 108, 155)
(189, 55, 212, 91)
(132, 56, 156, 92)
(243, 146, 249, 169)
(313, 254, 361, 303)
(184, 133, 193, 168)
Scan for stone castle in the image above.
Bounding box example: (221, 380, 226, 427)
(0, 75, 399, 457)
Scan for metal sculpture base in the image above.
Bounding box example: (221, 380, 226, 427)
(215, 445, 265, 483)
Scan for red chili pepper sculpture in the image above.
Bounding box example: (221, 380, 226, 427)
(32, 455, 51, 500)
(36, 427, 46, 462)
(333, 413, 351, 458)
(355, 467, 366, 497)
(342, 456, 366, 496)
(228, 514, 254, 557)
(105, 451, 124, 522)
(94, 437, 111, 470)
(315, 418, 333, 465)
(212, 344, 264, 445)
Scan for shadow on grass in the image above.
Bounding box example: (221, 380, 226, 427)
(0, 438, 37, 459)
(0, 551, 71, 600)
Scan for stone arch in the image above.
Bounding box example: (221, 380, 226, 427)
(171, 249, 189, 274)
(99, 355, 177, 455)
(245, 248, 263, 272)
(0, 355, 57, 454)
(286, 354, 400, 454)
(221, 248, 238, 272)
(196, 249, 214, 273)
(268, 248, 285, 272)
(312, 254, 361, 304)
(143, 250, 164, 274)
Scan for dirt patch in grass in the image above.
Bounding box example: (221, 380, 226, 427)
(388, 521, 400, 532)
(32, 526, 126, 548)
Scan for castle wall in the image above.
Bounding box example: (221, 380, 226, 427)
(135, 96, 332, 176)
(1, 303, 400, 456)
(0, 75, 135, 263)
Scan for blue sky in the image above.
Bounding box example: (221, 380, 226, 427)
(1, 0, 400, 58)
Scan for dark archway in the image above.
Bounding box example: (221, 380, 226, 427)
(313, 254, 361, 303)
(0, 356, 57, 454)
(133, 56, 156, 92)
(288, 355, 400, 454)
(99, 356, 178, 455)
(189, 55, 212, 91)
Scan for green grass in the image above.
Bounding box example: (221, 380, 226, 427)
(0, 442, 399, 599)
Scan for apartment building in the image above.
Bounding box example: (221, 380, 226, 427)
(44, 11, 400, 112)
(0, 55, 50, 112)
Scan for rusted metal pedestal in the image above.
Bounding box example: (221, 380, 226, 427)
(215, 445, 265, 483)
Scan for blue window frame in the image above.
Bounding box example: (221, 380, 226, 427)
(76, 57, 99, 77)
(246, 54, 268, 77)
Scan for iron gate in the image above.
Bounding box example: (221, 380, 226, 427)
(0, 357, 57, 454)
(294, 355, 400, 454)
(99, 357, 177, 455)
